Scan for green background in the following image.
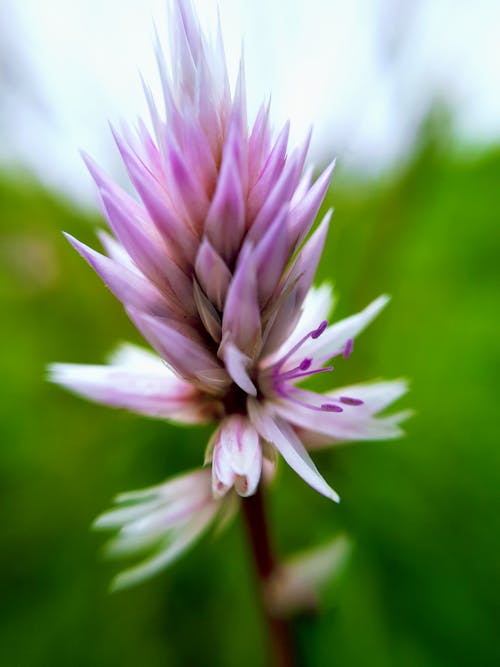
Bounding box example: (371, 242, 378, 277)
(1, 128, 499, 666)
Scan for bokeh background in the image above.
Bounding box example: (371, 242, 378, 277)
(1, 1, 499, 666)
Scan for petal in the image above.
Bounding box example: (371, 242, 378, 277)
(251, 206, 290, 306)
(110, 505, 218, 591)
(272, 396, 410, 443)
(248, 121, 290, 220)
(195, 238, 232, 311)
(100, 189, 196, 315)
(127, 309, 228, 392)
(222, 244, 261, 356)
(64, 233, 172, 317)
(193, 279, 222, 342)
(204, 123, 246, 264)
(299, 294, 390, 363)
(48, 344, 211, 423)
(261, 212, 331, 355)
(264, 284, 335, 366)
(212, 416, 262, 497)
(247, 399, 339, 501)
(220, 342, 257, 396)
(288, 160, 335, 250)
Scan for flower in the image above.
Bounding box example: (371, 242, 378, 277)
(93, 467, 231, 591)
(50, 0, 410, 583)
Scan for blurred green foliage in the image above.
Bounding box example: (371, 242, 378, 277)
(1, 138, 499, 666)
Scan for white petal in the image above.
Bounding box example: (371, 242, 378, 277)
(247, 399, 339, 502)
(110, 505, 218, 591)
(212, 416, 262, 497)
(298, 294, 390, 364)
(48, 349, 208, 423)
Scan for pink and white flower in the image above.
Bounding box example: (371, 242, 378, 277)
(49, 0, 410, 584)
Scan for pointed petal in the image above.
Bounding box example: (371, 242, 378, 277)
(204, 124, 246, 264)
(300, 295, 390, 362)
(252, 206, 290, 306)
(249, 121, 290, 219)
(289, 160, 335, 249)
(273, 397, 410, 443)
(193, 279, 222, 342)
(64, 233, 172, 317)
(221, 342, 257, 396)
(194, 238, 232, 311)
(100, 190, 196, 315)
(222, 244, 261, 355)
(48, 343, 211, 423)
(261, 213, 331, 355)
(127, 308, 226, 391)
(247, 399, 339, 501)
(110, 505, 217, 591)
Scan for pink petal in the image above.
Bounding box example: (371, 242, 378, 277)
(289, 160, 335, 250)
(222, 244, 261, 356)
(194, 238, 232, 311)
(99, 190, 196, 315)
(220, 342, 257, 396)
(261, 212, 331, 355)
(251, 206, 290, 306)
(204, 123, 246, 264)
(64, 233, 172, 317)
(127, 308, 227, 391)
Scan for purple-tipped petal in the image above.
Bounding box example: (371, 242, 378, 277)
(204, 124, 246, 264)
(166, 142, 210, 230)
(248, 121, 290, 220)
(64, 233, 172, 317)
(289, 160, 335, 250)
(249, 130, 311, 243)
(111, 136, 199, 265)
(251, 206, 290, 306)
(221, 244, 261, 356)
(99, 190, 196, 315)
(248, 101, 271, 187)
(248, 399, 339, 501)
(262, 212, 331, 355)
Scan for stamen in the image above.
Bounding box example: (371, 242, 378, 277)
(343, 338, 354, 359)
(311, 320, 328, 339)
(321, 403, 343, 412)
(299, 358, 312, 371)
(275, 320, 328, 372)
(339, 396, 364, 406)
(283, 393, 344, 413)
(280, 365, 334, 382)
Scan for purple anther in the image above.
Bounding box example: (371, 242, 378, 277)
(299, 358, 313, 371)
(311, 320, 328, 339)
(343, 337, 354, 359)
(339, 396, 364, 406)
(321, 403, 343, 412)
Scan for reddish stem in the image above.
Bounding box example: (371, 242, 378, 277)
(241, 485, 298, 667)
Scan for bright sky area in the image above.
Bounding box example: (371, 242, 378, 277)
(1, 0, 499, 205)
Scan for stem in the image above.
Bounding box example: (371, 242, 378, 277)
(241, 485, 298, 667)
